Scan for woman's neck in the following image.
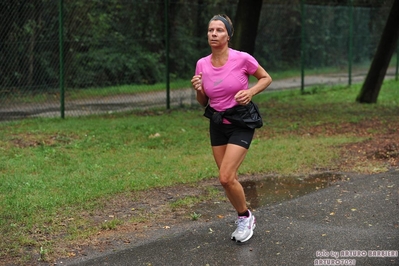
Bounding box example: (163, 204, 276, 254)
(211, 46, 229, 67)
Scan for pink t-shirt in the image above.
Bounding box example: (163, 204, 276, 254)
(195, 48, 259, 112)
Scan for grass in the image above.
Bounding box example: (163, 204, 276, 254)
(0, 79, 398, 263)
(67, 79, 192, 100)
(5, 79, 193, 104)
(169, 186, 222, 211)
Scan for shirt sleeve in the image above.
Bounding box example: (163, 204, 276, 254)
(195, 58, 205, 75)
(195, 61, 200, 75)
(242, 52, 259, 75)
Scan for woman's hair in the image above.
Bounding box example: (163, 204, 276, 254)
(209, 14, 234, 38)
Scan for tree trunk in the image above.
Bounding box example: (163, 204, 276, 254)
(231, 0, 263, 55)
(356, 0, 399, 103)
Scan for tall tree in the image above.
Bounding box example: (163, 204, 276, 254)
(356, 0, 399, 103)
(231, 0, 263, 55)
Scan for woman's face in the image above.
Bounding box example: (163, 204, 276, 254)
(207, 20, 229, 48)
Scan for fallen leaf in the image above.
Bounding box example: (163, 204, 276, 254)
(149, 133, 161, 138)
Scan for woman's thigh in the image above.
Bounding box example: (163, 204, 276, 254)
(219, 144, 248, 176)
(210, 121, 254, 177)
(212, 143, 248, 183)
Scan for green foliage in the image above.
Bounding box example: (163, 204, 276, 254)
(190, 212, 202, 221)
(0, 0, 392, 94)
(100, 219, 124, 230)
(255, 2, 391, 70)
(39, 246, 48, 262)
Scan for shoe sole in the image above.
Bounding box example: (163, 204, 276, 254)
(231, 216, 256, 243)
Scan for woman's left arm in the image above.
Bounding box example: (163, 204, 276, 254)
(248, 65, 272, 96)
(234, 65, 272, 105)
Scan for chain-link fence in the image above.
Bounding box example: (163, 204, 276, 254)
(0, 0, 396, 121)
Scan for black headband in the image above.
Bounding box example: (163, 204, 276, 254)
(210, 16, 232, 38)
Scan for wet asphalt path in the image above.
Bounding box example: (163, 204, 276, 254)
(64, 169, 399, 266)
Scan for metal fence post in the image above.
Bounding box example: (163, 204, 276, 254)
(165, 0, 170, 109)
(348, 0, 353, 86)
(59, 0, 65, 118)
(300, 0, 305, 93)
(396, 43, 398, 81)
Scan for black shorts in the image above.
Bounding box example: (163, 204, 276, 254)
(209, 120, 255, 149)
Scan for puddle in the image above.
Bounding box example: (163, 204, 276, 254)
(241, 173, 343, 209)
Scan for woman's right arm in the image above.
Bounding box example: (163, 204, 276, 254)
(191, 72, 209, 107)
(196, 90, 208, 107)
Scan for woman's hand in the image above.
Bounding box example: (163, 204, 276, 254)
(234, 90, 252, 105)
(191, 72, 203, 91)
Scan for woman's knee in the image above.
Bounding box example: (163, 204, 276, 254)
(219, 172, 236, 188)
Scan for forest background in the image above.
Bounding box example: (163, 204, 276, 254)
(0, 0, 395, 120)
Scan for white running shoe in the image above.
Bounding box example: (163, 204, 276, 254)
(231, 210, 256, 243)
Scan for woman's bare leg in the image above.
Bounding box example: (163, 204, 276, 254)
(212, 144, 248, 213)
